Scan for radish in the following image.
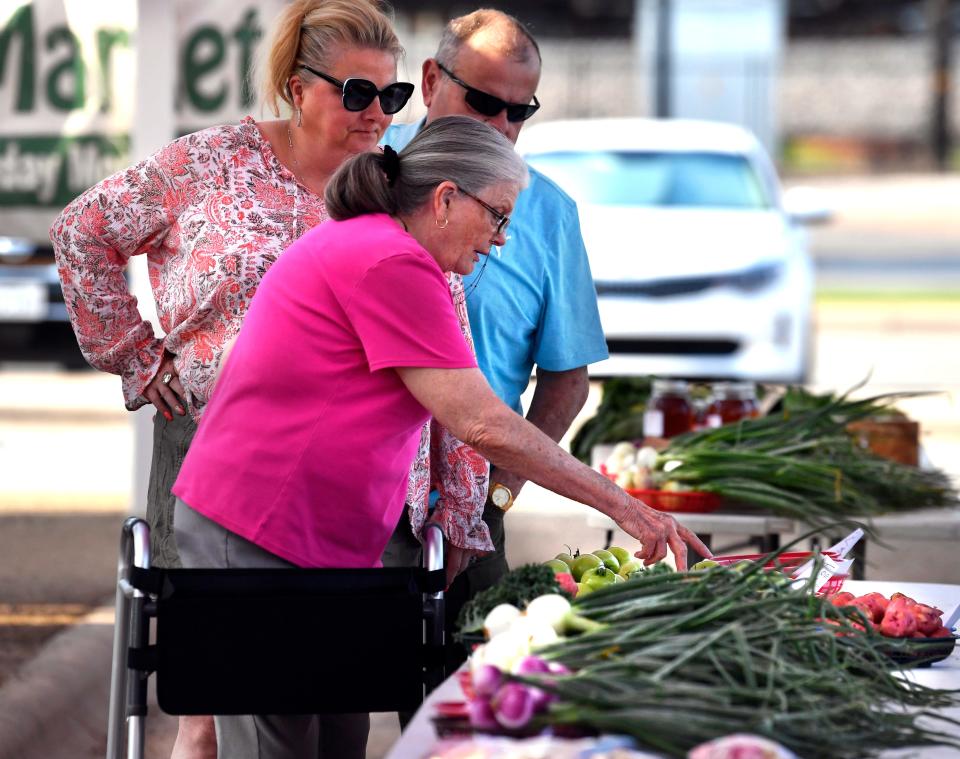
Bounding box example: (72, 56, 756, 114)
(492, 682, 535, 730)
(468, 697, 498, 730)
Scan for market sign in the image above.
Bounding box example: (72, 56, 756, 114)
(0, 0, 283, 240)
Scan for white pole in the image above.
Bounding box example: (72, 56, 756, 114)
(128, 0, 176, 516)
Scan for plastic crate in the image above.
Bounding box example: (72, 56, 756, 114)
(711, 550, 848, 595)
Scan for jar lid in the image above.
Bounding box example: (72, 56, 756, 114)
(652, 378, 690, 395)
(711, 381, 757, 400)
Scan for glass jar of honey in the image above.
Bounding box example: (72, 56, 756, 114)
(706, 381, 759, 427)
(644, 379, 694, 438)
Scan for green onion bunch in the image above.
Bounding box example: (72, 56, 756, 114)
(654, 390, 957, 526)
(521, 551, 960, 757)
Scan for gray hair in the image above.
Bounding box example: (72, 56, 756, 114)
(325, 115, 529, 220)
(435, 8, 541, 69)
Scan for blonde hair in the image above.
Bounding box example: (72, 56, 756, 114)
(326, 116, 528, 220)
(257, 0, 404, 117)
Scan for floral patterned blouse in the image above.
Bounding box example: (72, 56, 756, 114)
(50, 116, 492, 552)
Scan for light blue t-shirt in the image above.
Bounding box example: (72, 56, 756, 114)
(384, 121, 608, 414)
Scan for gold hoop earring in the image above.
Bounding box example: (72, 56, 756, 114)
(296, 108, 302, 128)
(435, 217, 448, 229)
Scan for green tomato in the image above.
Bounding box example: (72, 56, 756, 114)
(608, 546, 632, 567)
(591, 549, 620, 573)
(581, 566, 618, 592)
(618, 559, 645, 579)
(554, 552, 577, 570)
(543, 558, 571, 574)
(570, 553, 603, 581)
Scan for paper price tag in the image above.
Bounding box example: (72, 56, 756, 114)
(826, 528, 864, 560)
(792, 554, 844, 593)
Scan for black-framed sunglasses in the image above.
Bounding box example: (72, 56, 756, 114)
(457, 186, 510, 236)
(436, 61, 540, 123)
(300, 65, 414, 115)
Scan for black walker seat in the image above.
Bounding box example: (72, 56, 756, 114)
(106, 517, 446, 759)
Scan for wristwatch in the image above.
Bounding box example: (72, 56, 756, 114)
(489, 482, 514, 512)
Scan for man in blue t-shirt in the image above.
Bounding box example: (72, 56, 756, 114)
(381, 8, 608, 661)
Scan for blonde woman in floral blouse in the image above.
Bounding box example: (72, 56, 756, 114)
(51, 1, 491, 757)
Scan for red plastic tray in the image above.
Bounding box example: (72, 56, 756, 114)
(600, 469, 722, 513)
(625, 488, 723, 513)
(712, 550, 848, 595)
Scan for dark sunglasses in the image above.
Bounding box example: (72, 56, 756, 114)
(436, 61, 540, 123)
(457, 186, 510, 236)
(300, 65, 414, 115)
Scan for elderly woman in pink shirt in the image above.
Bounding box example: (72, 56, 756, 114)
(171, 116, 710, 759)
(49, 2, 489, 757)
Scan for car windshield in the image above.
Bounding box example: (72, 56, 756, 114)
(527, 151, 772, 209)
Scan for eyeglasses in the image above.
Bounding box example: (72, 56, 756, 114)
(436, 62, 540, 123)
(300, 65, 414, 115)
(457, 186, 510, 236)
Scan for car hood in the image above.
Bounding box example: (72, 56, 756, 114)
(577, 206, 792, 282)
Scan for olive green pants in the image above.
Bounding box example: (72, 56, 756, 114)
(146, 410, 197, 568)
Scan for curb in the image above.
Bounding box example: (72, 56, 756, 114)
(0, 599, 116, 759)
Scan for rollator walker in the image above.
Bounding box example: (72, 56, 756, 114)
(106, 517, 447, 759)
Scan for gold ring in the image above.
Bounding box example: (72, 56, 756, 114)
(161, 372, 173, 386)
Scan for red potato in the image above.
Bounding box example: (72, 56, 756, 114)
(890, 592, 917, 607)
(850, 599, 879, 627)
(852, 593, 889, 624)
(880, 605, 918, 638)
(911, 603, 944, 636)
(829, 592, 855, 607)
(884, 596, 913, 617)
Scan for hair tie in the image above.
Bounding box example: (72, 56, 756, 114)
(382, 145, 401, 187)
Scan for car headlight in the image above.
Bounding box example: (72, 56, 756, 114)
(729, 261, 784, 293)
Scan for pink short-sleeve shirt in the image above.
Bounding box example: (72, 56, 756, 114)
(173, 214, 477, 568)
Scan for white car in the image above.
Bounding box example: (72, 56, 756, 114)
(518, 118, 828, 383)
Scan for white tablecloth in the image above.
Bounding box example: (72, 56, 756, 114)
(386, 581, 960, 759)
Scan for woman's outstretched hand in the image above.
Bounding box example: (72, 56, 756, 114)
(613, 496, 712, 571)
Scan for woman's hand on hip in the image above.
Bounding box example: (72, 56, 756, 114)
(143, 354, 186, 421)
(613, 496, 712, 571)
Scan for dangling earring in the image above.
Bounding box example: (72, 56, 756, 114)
(296, 107, 302, 128)
(435, 217, 448, 229)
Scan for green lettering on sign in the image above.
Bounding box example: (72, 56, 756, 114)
(233, 9, 262, 108)
(96, 28, 131, 113)
(0, 4, 35, 112)
(46, 26, 85, 111)
(184, 25, 226, 112)
(0, 135, 130, 207)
